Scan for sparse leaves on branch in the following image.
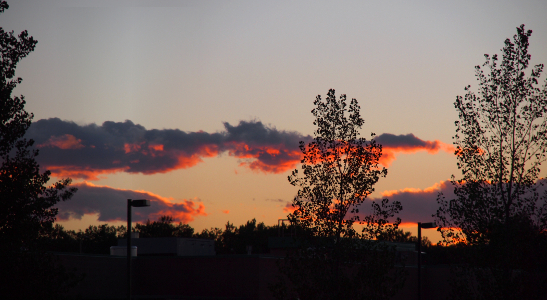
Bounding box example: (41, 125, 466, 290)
(435, 24, 547, 245)
(275, 89, 404, 300)
(0, 2, 80, 298)
(288, 89, 401, 242)
(435, 25, 547, 300)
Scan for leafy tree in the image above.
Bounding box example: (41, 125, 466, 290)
(173, 222, 195, 237)
(194, 226, 223, 240)
(79, 224, 126, 254)
(0, 2, 79, 298)
(214, 219, 279, 254)
(377, 229, 432, 248)
(135, 215, 195, 238)
(39, 224, 80, 253)
(288, 89, 401, 242)
(435, 25, 547, 299)
(0, 0, 76, 252)
(274, 89, 404, 300)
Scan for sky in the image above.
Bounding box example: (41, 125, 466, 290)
(3, 0, 547, 243)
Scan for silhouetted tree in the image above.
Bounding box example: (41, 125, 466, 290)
(214, 219, 278, 254)
(377, 229, 431, 248)
(79, 224, 125, 254)
(39, 224, 80, 253)
(173, 222, 195, 237)
(0, 0, 76, 252)
(435, 25, 547, 299)
(273, 89, 405, 300)
(194, 227, 223, 240)
(135, 215, 195, 238)
(0, 2, 79, 298)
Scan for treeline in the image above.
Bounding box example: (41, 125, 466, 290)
(39, 216, 430, 256)
(41, 216, 283, 255)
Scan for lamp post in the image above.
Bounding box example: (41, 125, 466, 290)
(127, 199, 150, 300)
(417, 222, 436, 300)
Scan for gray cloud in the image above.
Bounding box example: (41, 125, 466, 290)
(26, 118, 454, 179)
(55, 182, 206, 223)
(27, 118, 310, 178)
(375, 133, 440, 150)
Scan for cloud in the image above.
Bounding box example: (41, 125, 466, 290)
(279, 181, 451, 225)
(222, 121, 307, 173)
(55, 182, 207, 223)
(366, 181, 454, 224)
(27, 118, 309, 179)
(265, 198, 285, 203)
(280, 181, 448, 223)
(358, 178, 547, 225)
(39, 134, 85, 149)
(375, 133, 455, 167)
(26, 118, 453, 179)
(282, 201, 296, 214)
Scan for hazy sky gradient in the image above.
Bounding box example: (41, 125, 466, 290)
(3, 0, 547, 242)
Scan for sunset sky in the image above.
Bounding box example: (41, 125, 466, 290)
(3, 0, 547, 243)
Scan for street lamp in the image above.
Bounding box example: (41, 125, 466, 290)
(127, 199, 150, 300)
(417, 222, 436, 300)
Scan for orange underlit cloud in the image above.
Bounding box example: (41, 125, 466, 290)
(38, 134, 85, 150)
(282, 202, 297, 214)
(227, 142, 303, 174)
(29, 119, 456, 179)
(379, 141, 455, 167)
(45, 166, 130, 181)
(55, 181, 207, 223)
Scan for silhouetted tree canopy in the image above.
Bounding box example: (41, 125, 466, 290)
(0, 2, 80, 298)
(273, 90, 405, 300)
(42, 217, 287, 256)
(435, 25, 547, 299)
(135, 215, 195, 238)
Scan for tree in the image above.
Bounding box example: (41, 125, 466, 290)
(0, 0, 76, 251)
(0, 2, 79, 298)
(435, 25, 547, 299)
(213, 219, 279, 254)
(135, 215, 195, 238)
(377, 228, 432, 248)
(289, 89, 401, 242)
(273, 89, 404, 300)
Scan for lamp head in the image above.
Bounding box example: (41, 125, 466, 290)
(420, 222, 436, 229)
(130, 199, 150, 207)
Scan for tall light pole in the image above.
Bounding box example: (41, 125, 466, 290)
(127, 199, 150, 300)
(417, 222, 436, 300)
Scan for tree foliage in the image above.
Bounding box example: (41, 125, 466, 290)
(436, 25, 547, 246)
(0, 0, 76, 252)
(135, 215, 195, 238)
(42, 217, 285, 256)
(435, 25, 547, 299)
(288, 89, 401, 241)
(0, 2, 80, 298)
(213, 219, 280, 254)
(274, 89, 404, 300)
